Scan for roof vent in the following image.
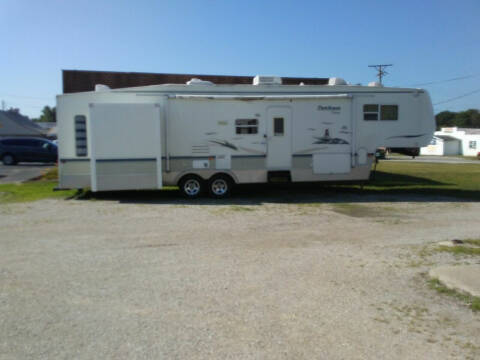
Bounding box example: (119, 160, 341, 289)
(95, 84, 111, 92)
(186, 78, 214, 85)
(328, 78, 347, 86)
(368, 81, 383, 87)
(253, 75, 282, 86)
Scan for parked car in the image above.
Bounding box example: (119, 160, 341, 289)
(387, 147, 420, 158)
(375, 147, 386, 160)
(0, 137, 58, 165)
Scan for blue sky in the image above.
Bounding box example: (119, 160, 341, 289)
(1, 0, 479, 118)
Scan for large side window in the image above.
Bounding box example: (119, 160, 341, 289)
(363, 104, 399, 121)
(235, 119, 258, 134)
(363, 104, 379, 121)
(75, 115, 87, 156)
(381, 105, 398, 121)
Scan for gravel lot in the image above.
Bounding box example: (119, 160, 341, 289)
(1, 191, 479, 359)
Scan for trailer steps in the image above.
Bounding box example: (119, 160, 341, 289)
(267, 171, 291, 183)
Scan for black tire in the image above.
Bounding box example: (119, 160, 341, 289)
(2, 153, 16, 166)
(178, 174, 204, 198)
(208, 174, 233, 199)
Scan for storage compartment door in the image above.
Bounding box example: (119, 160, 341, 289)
(89, 103, 162, 191)
(313, 153, 351, 174)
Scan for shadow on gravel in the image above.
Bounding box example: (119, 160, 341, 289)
(70, 171, 480, 205)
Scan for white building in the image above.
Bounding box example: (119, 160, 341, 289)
(421, 127, 480, 156)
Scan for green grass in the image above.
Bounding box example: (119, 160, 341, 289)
(336, 162, 480, 200)
(463, 239, 480, 247)
(428, 278, 480, 312)
(0, 167, 76, 204)
(437, 245, 480, 256)
(331, 203, 390, 218)
(2, 161, 479, 204)
(435, 239, 480, 256)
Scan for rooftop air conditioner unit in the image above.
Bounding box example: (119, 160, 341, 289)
(186, 78, 214, 85)
(328, 78, 347, 86)
(253, 75, 282, 86)
(95, 84, 111, 92)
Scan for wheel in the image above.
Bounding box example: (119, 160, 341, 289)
(208, 174, 233, 198)
(2, 154, 16, 165)
(178, 175, 204, 198)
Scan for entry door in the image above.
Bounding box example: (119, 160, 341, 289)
(266, 107, 292, 169)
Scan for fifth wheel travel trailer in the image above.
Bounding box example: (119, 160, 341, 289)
(56, 76, 435, 198)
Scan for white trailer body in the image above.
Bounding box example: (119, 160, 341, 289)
(56, 78, 435, 196)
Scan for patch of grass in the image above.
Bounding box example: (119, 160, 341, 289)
(463, 239, 480, 247)
(41, 167, 58, 180)
(331, 203, 396, 218)
(0, 182, 75, 204)
(436, 245, 480, 256)
(330, 162, 480, 200)
(0, 167, 76, 204)
(428, 278, 480, 312)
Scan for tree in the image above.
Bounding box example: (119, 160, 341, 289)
(435, 109, 480, 130)
(33, 106, 56, 122)
(435, 111, 456, 129)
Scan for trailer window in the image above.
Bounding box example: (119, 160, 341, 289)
(235, 119, 258, 134)
(274, 117, 284, 136)
(74, 115, 87, 156)
(363, 104, 378, 121)
(381, 105, 398, 121)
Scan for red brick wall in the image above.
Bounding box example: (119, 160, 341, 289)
(62, 70, 329, 93)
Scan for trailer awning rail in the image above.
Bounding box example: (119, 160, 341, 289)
(168, 94, 352, 100)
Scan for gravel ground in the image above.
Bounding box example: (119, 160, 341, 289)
(0, 193, 479, 359)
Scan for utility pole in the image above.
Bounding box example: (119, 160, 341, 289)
(1, 100, 5, 111)
(368, 64, 393, 85)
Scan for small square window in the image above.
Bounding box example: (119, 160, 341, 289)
(363, 104, 378, 112)
(235, 119, 258, 135)
(274, 117, 284, 136)
(364, 113, 378, 121)
(363, 104, 379, 121)
(469, 141, 477, 149)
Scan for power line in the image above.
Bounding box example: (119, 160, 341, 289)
(433, 88, 480, 106)
(411, 74, 480, 87)
(368, 64, 393, 84)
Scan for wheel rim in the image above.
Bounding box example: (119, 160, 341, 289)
(211, 179, 228, 196)
(184, 179, 201, 196)
(3, 155, 13, 164)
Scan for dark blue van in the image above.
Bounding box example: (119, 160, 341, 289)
(0, 138, 58, 165)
